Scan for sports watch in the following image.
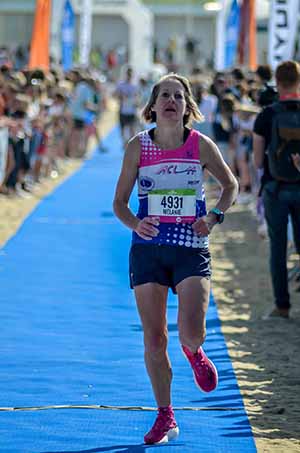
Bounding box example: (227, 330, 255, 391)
(208, 208, 225, 224)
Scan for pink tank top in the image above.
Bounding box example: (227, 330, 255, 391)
(132, 128, 209, 249)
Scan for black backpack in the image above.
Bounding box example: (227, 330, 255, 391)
(268, 101, 300, 183)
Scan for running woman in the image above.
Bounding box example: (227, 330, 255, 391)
(113, 73, 238, 445)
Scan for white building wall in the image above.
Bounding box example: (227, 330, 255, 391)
(0, 13, 33, 47)
(154, 16, 215, 60)
(91, 15, 128, 50)
(0, 11, 129, 54)
(0, 0, 268, 68)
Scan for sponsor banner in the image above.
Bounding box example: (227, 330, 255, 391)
(215, 0, 227, 70)
(268, 0, 299, 69)
(29, 0, 51, 70)
(79, 0, 92, 67)
(61, 0, 75, 71)
(225, 0, 241, 68)
(248, 0, 257, 70)
(0, 128, 8, 186)
(238, 0, 257, 69)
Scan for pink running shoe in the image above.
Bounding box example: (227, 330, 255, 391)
(144, 406, 179, 444)
(182, 344, 218, 393)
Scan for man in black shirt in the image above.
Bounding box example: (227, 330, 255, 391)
(253, 60, 300, 319)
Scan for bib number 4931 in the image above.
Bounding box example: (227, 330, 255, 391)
(148, 189, 196, 223)
(161, 195, 183, 210)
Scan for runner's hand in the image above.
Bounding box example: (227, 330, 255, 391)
(135, 217, 160, 240)
(192, 216, 215, 236)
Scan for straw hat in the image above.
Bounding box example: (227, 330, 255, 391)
(58, 80, 73, 93)
(10, 71, 27, 87)
(235, 102, 260, 114)
(15, 93, 31, 104)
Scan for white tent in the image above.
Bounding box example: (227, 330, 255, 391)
(51, 0, 153, 75)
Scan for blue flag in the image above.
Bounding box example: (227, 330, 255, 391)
(61, 0, 75, 71)
(225, 0, 240, 68)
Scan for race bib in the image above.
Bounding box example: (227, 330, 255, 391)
(148, 189, 196, 223)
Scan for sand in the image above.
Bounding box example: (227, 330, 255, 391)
(1, 103, 299, 452)
(211, 202, 300, 453)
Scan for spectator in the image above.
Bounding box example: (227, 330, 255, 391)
(68, 71, 96, 158)
(192, 81, 217, 139)
(233, 103, 260, 202)
(213, 94, 237, 166)
(253, 60, 300, 319)
(6, 110, 31, 195)
(256, 64, 278, 107)
(114, 66, 139, 146)
(0, 117, 14, 195)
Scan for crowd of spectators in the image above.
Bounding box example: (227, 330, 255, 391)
(187, 64, 300, 297)
(188, 65, 273, 219)
(0, 64, 107, 198)
(0, 49, 299, 300)
(109, 61, 300, 302)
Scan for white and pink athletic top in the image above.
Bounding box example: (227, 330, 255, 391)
(132, 128, 209, 249)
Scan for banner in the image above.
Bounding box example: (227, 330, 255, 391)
(0, 128, 8, 186)
(238, 0, 257, 69)
(79, 0, 92, 67)
(225, 0, 241, 68)
(268, 0, 299, 69)
(29, 0, 52, 70)
(238, 0, 248, 64)
(248, 0, 257, 70)
(61, 0, 75, 71)
(215, 0, 227, 70)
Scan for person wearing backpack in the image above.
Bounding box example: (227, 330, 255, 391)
(253, 60, 300, 319)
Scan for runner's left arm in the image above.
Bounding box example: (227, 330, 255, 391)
(200, 134, 238, 212)
(192, 135, 238, 235)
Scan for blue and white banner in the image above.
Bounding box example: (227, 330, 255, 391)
(225, 0, 241, 68)
(79, 0, 92, 67)
(215, 0, 226, 70)
(268, 0, 299, 69)
(61, 0, 75, 72)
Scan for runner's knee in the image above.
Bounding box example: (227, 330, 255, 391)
(144, 331, 168, 358)
(179, 329, 206, 349)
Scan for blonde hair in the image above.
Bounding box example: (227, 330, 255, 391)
(141, 73, 204, 126)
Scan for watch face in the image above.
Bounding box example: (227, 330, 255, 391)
(218, 212, 224, 224)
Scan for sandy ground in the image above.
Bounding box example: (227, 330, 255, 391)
(1, 104, 300, 452)
(211, 201, 300, 453)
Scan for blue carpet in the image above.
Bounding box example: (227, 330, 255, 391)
(0, 127, 256, 452)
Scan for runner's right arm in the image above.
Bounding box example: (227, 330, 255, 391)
(113, 136, 160, 240)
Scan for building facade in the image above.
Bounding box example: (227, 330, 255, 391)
(0, 0, 269, 69)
